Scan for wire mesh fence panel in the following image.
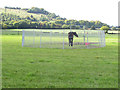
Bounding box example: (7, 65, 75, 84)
(23, 30, 34, 47)
(22, 30, 106, 49)
(50, 31, 64, 49)
(86, 30, 100, 48)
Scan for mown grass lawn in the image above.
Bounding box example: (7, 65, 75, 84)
(2, 34, 118, 88)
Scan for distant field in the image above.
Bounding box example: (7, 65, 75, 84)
(2, 29, 119, 33)
(2, 34, 118, 88)
(108, 30, 119, 34)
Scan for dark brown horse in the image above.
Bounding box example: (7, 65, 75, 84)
(68, 32, 78, 46)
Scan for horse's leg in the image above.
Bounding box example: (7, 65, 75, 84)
(71, 38, 73, 46)
(69, 38, 70, 46)
(70, 38, 72, 46)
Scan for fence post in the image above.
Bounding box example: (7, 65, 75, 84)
(40, 31, 42, 48)
(101, 31, 103, 47)
(87, 32, 88, 48)
(84, 30, 85, 44)
(33, 30, 35, 47)
(50, 31, 52, 48)
(103, 30, 106, 47)
(63, 30, 64, 49)
(98, 30, 101, 47)
(22, 30, 24, 47)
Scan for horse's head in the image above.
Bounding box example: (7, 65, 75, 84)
(73, 32, 78, 37)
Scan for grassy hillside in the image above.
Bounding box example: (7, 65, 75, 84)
(0, 8, 48, 20)
(0, 7, 109, 29)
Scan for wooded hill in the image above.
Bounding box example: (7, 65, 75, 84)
(0, 7, 109, 29)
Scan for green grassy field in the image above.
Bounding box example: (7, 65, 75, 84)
(2, 34, 118, 88)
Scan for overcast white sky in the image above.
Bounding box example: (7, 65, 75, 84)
(0, 0, 119, 26)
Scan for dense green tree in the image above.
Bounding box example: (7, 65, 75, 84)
(100, 26, 110, 34)
(27, 7, 49, 15)
(100, 26, 110, 30)
(2, 24, 8, 29)
(26, 16, 31, 20)
(62, 24, 70, 29)
(79, 20, 85, 25)
(2, 16, 6, 21)
(47, 13, 57, 18)
(13, 21, 19, 28)
(40, 15, 48, 21)
(65, 20, 71, 25)
(95, 21, 103, 28)
(18, 20, 30, 28)
(55, 20, 65, 25)
(30, 22, 38, 28)
(7, 24, 13, 29)
(31, 15, 33, 18)
(50, 23, 55, 28)
(111, 27, 116, 30)
(74, 20, 80, 25)
(45, 23, 50, 28)
(90, 25, 96, 30)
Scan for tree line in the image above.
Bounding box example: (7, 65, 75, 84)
(5, 6, 21, 10)
(1, 13, 109, 29)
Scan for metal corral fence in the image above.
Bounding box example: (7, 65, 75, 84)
(22, 30, 106, 49)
